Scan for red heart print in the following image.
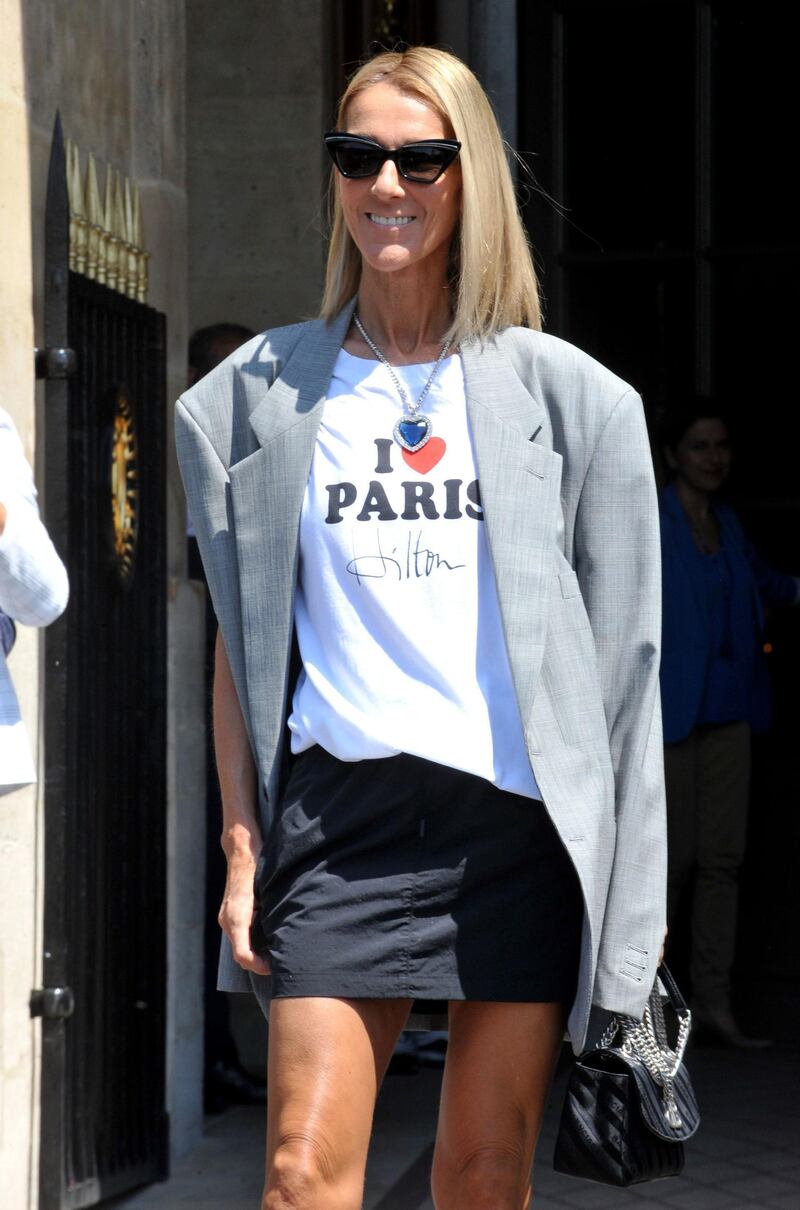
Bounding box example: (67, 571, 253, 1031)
(402, 437, 446, 474)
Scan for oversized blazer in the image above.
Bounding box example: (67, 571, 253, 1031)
(175, 300, 667, 1054)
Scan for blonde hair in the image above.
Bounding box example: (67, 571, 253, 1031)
(320, 47, 542, 344)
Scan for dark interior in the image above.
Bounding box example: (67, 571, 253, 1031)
(519, 0, 800, 1037)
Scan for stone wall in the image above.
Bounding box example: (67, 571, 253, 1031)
(186, 0, 330, 335)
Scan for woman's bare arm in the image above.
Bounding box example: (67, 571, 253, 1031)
(213, 628, 270, 975)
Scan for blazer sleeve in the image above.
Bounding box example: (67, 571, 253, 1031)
(174, 398, 253, 752)
(175, 397, 259, 998)
(574, 389, 667, 1015)
(0, 409, 69, 627)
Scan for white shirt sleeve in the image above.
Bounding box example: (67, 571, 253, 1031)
(0, 408, 69, 626)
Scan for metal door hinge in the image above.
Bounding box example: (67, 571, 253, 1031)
(34, 346, 77, 379)
(30, 986, 75, 1019)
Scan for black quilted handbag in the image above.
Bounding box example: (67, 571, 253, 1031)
(553, 964, 700, 1186)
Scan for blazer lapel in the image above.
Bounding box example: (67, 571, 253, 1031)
(461, 337, 563, 732)
(248, 302, 354, 447)
(229, 304, 354, 788)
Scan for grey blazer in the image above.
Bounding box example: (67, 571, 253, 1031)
(175, 300, 666, 1054)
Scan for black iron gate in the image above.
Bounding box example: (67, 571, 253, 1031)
(38, 117, 169, 1210)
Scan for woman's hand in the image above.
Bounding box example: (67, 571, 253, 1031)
(218, 850, 271, 975)
(213, 629, 270, 975)
(659, 927, 668, 966)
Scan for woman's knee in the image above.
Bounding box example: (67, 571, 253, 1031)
(263, 1132, 361, 1210)
(432, 1139, 531, 1210)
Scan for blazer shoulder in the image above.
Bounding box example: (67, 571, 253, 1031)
(176, 317, 321, 467)
(498, 326, 638, 421)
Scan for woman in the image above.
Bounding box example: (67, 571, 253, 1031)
(177, 48, 666, 1210)
(660, 401, 798, 1048)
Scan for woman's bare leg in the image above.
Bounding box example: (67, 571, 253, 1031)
(263, 996, 412, 1210)
(431, 1001, 566, 1210)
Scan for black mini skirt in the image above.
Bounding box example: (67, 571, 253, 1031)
(255, 744, 583, 1003)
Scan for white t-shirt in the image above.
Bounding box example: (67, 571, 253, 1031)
(288, 348, 541, 801)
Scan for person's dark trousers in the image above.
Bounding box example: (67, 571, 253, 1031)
(665, 720, 751, 1013)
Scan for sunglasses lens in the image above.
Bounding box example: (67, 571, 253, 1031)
(331, 141, 383, 178)
(398, 147, 453, 181)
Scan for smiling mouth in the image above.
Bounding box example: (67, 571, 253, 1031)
(367, 213, 415, 227)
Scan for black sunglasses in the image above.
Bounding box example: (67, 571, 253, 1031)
(323, 133, 461, 183)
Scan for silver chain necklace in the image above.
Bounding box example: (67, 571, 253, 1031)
(353, 311, 452, 452)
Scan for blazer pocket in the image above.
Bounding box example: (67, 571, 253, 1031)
(558, 569, 581, 600)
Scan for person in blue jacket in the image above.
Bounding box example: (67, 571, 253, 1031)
(659, 399, 799, 1047)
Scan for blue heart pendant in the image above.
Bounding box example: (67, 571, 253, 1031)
(394, 413, 432, 452)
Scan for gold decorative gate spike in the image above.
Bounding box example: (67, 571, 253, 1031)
(68, 140, 89, 275)
(114, 171, 128, 295)
(112, 169, 127, 292)
(104, 165, 120, 291)
(64, 135, 150, 301)
(65, 138, 77, 271)
(132, 187, 149, 304)
(84, 154, 103, 282)
(123, 177, 138, 299)
(74, 143, 89, 274)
